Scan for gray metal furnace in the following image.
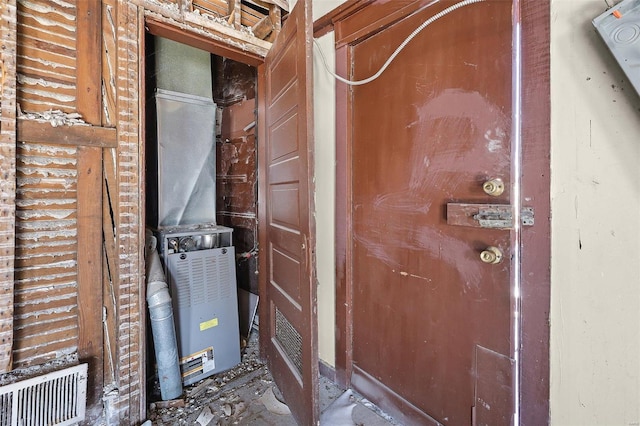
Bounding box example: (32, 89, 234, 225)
(148, 86, 241, 386)
(158, 225, 240, 386)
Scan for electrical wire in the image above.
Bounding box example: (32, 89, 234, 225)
(313, 0, 487, 86)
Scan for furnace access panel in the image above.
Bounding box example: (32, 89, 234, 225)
(158, 226, 240, 386)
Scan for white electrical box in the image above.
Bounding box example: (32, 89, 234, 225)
(593, 0, 640, 96)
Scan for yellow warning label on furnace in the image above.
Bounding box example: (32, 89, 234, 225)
(200, 318, 219, 331)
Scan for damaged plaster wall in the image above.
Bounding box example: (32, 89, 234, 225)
(214, 57, 258, 295)
(550, 1, 640, 424)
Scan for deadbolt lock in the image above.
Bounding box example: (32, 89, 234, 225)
(480, 246, 503, 264)
(482, 178, 505, 196)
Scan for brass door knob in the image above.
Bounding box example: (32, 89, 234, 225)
(483, 178, 505, 196)
(480, 246, 503, 264)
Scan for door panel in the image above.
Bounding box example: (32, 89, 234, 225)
(349, 1, 515, 424)
(258, 1, 318, 424)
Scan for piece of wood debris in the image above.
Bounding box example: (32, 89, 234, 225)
(153, 398, 186, 409)
(196, 406, 215, 426)
(190, 378, 215, 397)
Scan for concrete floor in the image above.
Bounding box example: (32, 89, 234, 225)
(146, 330, 398, 425)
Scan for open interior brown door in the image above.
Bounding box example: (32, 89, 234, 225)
(257, 1, 318, 425)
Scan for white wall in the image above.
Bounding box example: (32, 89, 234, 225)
(312, 0, 346, 367)
(312, 0, 346, 18)
(550, 1, 640, 424)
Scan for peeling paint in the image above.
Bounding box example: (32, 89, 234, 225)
(14, 305, 76, 319)
(18, 156, 77, 166)
(14, 333, 77, 348)
(18, 11, 76, 32)
(15, 239, 76, 249)
(17, 99, 73, 110)
(16, 210, 75, 220)
(15, 219, 76, 231)
(19, 143, 77, 155)
(103, 5, 117, 125)
(18, 167, 77, 178)
(16, 198, 76, 208)
(14, 273, 76, 287)
(18, 87, 76, 103)
(15, 229, 77, 240)
(47, 0, 75, 9)
(17, 56, 75, 70)
(18, 74, 75, 90)
(18, 0, 76, 22)
(14, 276, 76, 288)
(17, 177, 76, 189)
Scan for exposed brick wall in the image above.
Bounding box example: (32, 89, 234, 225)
(2, 0, 271, 422)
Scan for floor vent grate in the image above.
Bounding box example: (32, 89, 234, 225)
(0, 363, 88, 426)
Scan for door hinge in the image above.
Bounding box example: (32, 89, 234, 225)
(447, 203, 534, 229)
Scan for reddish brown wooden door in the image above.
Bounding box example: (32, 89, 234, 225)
(257, 1, 318, 425)
(346, 1, 516, 424)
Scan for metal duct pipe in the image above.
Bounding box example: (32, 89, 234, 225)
(146, 235, 182, 400)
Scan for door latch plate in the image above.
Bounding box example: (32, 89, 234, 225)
(447, 203, 534, 229)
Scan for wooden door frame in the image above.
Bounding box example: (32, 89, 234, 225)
(316, 1, 551, 424)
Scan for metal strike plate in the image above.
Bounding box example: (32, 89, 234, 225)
(447, 203, 535, 229)
(521, 207, 535, 226)
(474, 207, 512, 228)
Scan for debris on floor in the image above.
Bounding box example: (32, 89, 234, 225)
(147, 330, 296, 425)
(146, 330, 397, 426)
(320, 389, 357, 426)
(195, 406, 215, 426)
(258, 387, 291, 415)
